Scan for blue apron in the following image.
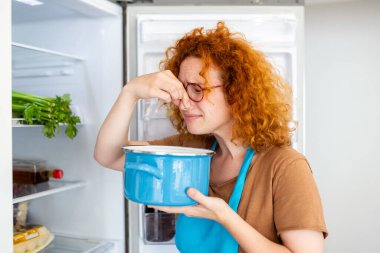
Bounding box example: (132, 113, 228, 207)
(175, 142, 255, 253)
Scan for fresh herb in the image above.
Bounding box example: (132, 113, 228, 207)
(12, 90, 81, 139)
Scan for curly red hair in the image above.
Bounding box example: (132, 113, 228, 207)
(160, 22, 295, 153)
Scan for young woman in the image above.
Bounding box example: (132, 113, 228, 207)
(94, 22, 328, 253)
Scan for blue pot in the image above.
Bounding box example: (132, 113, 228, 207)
(122, 145, 215, 206)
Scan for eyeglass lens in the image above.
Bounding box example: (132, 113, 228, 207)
(186, 84, 203, 102)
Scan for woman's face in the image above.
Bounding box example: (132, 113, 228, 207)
(178, 56, 234, 136)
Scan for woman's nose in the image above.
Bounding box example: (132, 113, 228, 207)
(179, 99, 193, 110)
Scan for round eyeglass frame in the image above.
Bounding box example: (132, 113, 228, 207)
(183, 82, 224, 102)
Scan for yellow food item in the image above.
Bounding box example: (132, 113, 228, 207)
(14, 225, 54, 253)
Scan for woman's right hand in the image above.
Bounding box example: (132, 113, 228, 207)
(94, 70, 191, 170)
(124, 70, 192, 109)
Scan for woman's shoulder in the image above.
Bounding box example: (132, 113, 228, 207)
(261, 145, 305, 161)
(257, 145, 310, 174)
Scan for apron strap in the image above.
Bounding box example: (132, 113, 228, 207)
(228, 148, 254, 211)
(211, 141, 217, 151)
(210, 140, 255, 211)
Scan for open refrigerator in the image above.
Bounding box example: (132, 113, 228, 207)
(2, 0, 125, 252)
(0, 1, 304, 253)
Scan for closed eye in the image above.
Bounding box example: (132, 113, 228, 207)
(192, 87, 202, 93)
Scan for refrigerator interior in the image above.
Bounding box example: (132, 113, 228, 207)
(11, 0, 125, 252)
(126, 5, 303, 253)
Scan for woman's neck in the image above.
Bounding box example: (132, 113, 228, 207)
(213, 133, 247, 160)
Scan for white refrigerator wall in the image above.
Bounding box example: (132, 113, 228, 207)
(0, 0, 13, 251)
(305, 0, 380, 252)
(12, 15, 125, 251)
(127, 5, 304, 253)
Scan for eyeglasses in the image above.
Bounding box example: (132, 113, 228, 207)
(183, 82, 223, 102)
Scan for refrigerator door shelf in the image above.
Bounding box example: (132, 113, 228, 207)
(141, 98, 168, 120)
(137, 14, 297, 46)
(139, 98, 177, 140)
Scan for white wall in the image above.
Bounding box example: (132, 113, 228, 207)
(305, 1, 380, 252)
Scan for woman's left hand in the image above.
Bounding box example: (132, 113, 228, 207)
(149, 187, 230, 223)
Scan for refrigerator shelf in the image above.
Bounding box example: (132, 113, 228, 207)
(41, 234, 115, 253)
(12, 42, 84, 68)
(13, 181, 86, 204)
(12, 118, 84, 128)
(12, 42, 84, 78)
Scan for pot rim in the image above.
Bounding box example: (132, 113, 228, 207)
(122, 145, 215, 156)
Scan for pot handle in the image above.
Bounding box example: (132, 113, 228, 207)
(124, 162, 162, 179)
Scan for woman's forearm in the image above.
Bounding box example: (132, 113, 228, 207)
(220, 208, 292, 253)
(94, 85, 138, 170)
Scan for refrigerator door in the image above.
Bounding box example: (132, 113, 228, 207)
(127, 5, 304, 253)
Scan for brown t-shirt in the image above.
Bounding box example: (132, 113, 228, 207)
(148, 134, 328, 251)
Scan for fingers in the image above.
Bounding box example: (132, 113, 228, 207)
(148, 189, 207, 210)
(172, 99, 181, 107)
(161, 71, 191, 108)
(186, 188, 218, 218)
(148, 205, 206, 219)
(153, 89, 172, 103)
(145, 79, 176, 104)
(128, 70, 191, 109)
(148, 189, 228, 222)
(148, 205, 189, 214)
(186, 187, 206, 204)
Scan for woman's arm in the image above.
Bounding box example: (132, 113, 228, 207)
(280, 230, 324, 253)
(151, 187, 324, 253)
(94, 70, 191, 171)
(221, 205, 324, 253)
(93, 86, 140, 171)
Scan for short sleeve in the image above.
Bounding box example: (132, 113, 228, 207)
(273, 158, 328, 238)
(147, 134, 181, 146)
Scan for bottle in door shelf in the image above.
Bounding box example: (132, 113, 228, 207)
(13, 158, 64, 184)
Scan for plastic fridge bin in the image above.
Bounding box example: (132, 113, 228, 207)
(143, 207, 176, 244)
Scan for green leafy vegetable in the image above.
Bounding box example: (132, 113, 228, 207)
(12, 90, 81, 139)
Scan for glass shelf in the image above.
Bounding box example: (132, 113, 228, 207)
(41, 234, 115, 253)
(12, 42, 84, 78)
(12, 42, 83, 68)
(13, 181, 86, 204)
(12, 118, 84, 128)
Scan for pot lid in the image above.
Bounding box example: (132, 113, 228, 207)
(122, 145, 215, 156)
